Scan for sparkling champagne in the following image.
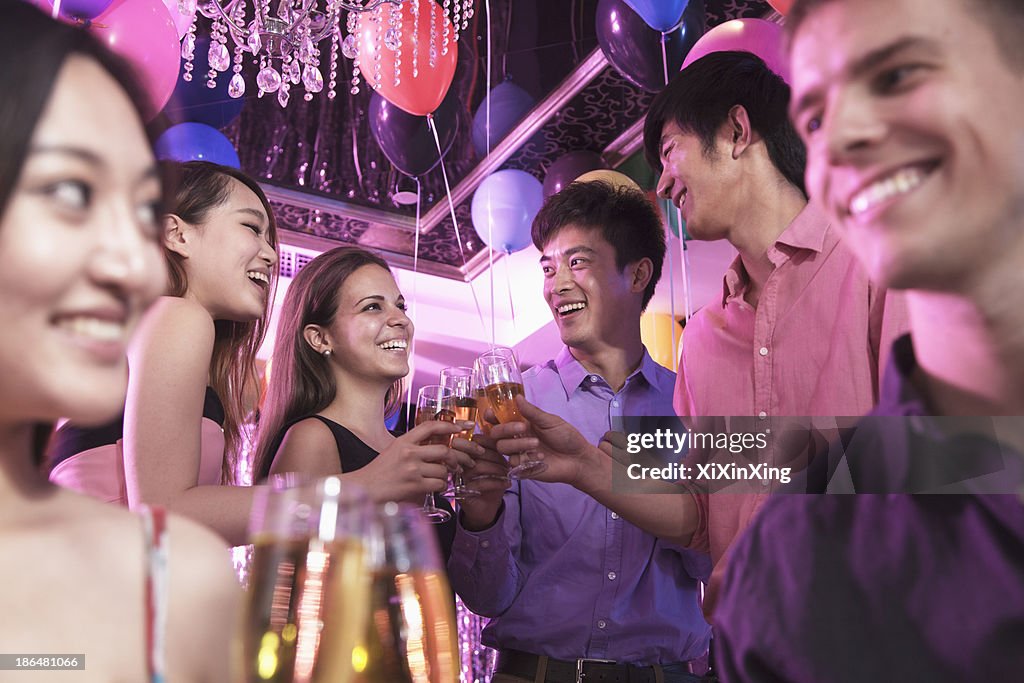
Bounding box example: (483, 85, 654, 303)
(354, 569, 459, 683)
(484, 381, 525, 423)
(452, 397, 478, 440)
(415, 408, 456, 446)
(244, 536, 370, 683)
(474, 389, 492, 434)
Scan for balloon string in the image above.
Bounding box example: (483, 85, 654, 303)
(664, 202, 679, 371)
(405, 177, 423, 427)
(678, 204, 692, 321)
(427, 113, 489, 340)
(503, 249, 517, 335)
(660, 30, 670, 86)
(485, 0, 495, 345)
(660, 33, 680, 366)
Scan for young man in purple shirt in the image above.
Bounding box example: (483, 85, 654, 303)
(448, 181, 712, 682)
(713, 0, 1024, 679)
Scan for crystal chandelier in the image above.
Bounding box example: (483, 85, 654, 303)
(179, 0, 474, 107)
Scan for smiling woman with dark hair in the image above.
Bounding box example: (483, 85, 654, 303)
(0, 4, 239, 681)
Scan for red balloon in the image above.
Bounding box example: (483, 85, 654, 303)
(92, 0, 180, 118)
(768, 0, 793, 15)
(356, 0, 457, 116)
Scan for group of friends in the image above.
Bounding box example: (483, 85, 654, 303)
(1, 0, 1022, 681)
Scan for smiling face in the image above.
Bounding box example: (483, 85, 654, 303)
(177, 178, 277, 321)
(0, 56, 166, 426)
(789, 0, 1024, 291)
(541, 224, 645, 352)
(655, 120, 737, 242)
(321, 264, 413, 385)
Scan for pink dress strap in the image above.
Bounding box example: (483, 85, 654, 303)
(139, 505, 168, 683)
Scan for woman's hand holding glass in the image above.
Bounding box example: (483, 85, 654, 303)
(348, 417, 472, 508)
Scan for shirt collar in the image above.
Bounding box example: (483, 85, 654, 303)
(553, 345, 662, 395)
(719, 201, 832, 307)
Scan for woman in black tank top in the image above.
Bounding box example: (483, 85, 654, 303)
(252, 247, 476, 561)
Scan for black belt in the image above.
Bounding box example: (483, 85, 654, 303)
(495, 649, 699, 683)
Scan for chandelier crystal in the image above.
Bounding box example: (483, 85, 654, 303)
(182, 0, 474, 105)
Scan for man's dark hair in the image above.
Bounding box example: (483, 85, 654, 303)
(643, 50, 806, 197)
(532, 180, 666, 311)
(786, 0, 1024, 70)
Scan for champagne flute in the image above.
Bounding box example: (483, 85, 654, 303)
(439, 366, 481, 500)
(361, 502, 460, 683)
(243, 476, 373, 683)
(474, 348, 548, 478)
(414, 385, 455, 523)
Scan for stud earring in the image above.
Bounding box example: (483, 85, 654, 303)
(322, 349, 332, 358)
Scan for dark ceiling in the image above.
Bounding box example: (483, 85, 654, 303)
(217, 0, 775, 278)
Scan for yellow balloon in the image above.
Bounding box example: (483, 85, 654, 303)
(573, 169, 643, 192)
(640, 313, 683, 371)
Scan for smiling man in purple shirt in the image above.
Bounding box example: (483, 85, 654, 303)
(713, 0, 1024, 680)
(448, 180, 711, 682)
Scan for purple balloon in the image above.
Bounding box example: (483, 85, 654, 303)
(596, 0, 705, 93)
(682, 19, 791, 83)
(370, 89, 460, 178)
(42, 0, 115, 19)
(471, 170, 544, 253)
(543, 151, 607, 198)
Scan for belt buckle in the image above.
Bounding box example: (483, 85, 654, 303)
(575, 657, 616, 683)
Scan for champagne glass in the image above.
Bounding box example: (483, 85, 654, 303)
(243, 476, 373, 683)
(474, 348, 548, 478)
(414, 385, 455, 523)
(361, 502, 460, 683)
(439, 366, 481, 500)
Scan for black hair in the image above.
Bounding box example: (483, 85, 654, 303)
(531, 180, 666, 310)
(643, 50, 807, 197)
(0, 2, 155, 469)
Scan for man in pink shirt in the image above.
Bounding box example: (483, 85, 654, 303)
(492, 51, 908, 618)
(646, 50, 906, 613)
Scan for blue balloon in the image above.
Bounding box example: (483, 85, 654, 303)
(163, 36, 245, 129)
(623, 0, 689, 32)
(155, 122, 241, 168)
(471, 81, 536, 158)
(471, 170, 543, 253)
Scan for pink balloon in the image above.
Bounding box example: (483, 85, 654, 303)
(681, 18, 790, 84)
(91, 0, 181, 118)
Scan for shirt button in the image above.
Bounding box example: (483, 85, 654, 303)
(759, 346, 769, 356)
(597, 620, 607, 629)
(607, 571, 617, 581)
(758, 411, 767, 420)
(590, 375, 599, 383)
(611, 400, 619, 408)
(610, 512, 619, 520)
(480, 540, 490, 549)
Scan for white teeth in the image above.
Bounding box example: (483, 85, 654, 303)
(557, 302, 587, 314)
(850, 167, 927, 217)
(57, 316, 126, 342)
(247, 271, 269, 284)
(378, 339, 408, 351)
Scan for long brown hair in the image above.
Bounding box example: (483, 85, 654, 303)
(252, 247, 403, 481)
(162, 161, 279, 483)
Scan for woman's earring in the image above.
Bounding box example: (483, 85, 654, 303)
(322, 349, 332, 358)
